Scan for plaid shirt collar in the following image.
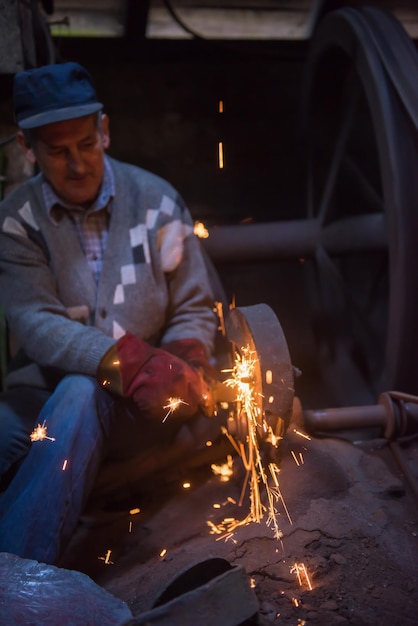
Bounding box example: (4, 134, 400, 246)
(43, 156, 115, 223)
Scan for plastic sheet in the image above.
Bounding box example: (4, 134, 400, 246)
(0, 552, 133, 625)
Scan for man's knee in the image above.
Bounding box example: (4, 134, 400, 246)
(48, 374, 110, 412)
(0, 386, 50, 481)
(54, 374, 99, 396)
(42, 374, 115, 439)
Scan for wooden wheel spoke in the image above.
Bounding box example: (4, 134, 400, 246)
(342, 154, 384, 213)
(317, 88, 359, 225)
(314, 246, 381, 346)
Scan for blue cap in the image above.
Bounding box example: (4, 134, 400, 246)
(13, 62, 103, 129)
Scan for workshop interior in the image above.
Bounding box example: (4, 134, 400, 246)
(0, 2, 418, 625)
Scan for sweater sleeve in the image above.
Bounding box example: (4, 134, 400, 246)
(0, 204, 114, 377)
(156, 195, 218, 355)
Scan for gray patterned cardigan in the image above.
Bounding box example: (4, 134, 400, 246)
(0, 156, 217, 390)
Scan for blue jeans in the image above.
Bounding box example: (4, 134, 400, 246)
(0, 374, 152, 564)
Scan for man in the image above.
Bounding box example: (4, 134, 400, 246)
(0, 62, 218, 564)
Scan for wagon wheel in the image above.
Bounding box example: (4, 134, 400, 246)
(302, 6, 418, 406)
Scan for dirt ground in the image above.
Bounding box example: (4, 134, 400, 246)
(58, 408, 418, 625)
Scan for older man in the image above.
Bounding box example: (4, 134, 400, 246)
(0, 62, 218, 564)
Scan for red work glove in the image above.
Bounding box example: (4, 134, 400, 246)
(97, 333, 212, 422)
(162, 338, 219, 383)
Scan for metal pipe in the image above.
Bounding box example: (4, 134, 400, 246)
(202, 214, 387, 264)
(303, 394, 418, 436)
(202, 219, 320, 263)
(321, 213, 386, 253)
(303, 404, 387, 432)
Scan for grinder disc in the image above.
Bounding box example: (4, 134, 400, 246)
(225, 303, 295, 438)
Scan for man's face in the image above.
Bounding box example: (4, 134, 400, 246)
(21, 113, 110, 207)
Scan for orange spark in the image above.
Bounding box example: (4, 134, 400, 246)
(291, 450, 300, 466)
(98, 549, 114, 565)
(293, 428, 311, 441)
(291, 562, 313, 590)
(162, 397, 187, 422)
(213, 347, 289, 542)
(211, 455, 234, 482)
(129, 507, 140, 515)
(218, 142, 224, 168)
(207, 520, 222, 535)
(30, 421, 55, 442)
(214, 301, 226, 336)
(128, 507, 140, 532)
(194, 220, 209, 239)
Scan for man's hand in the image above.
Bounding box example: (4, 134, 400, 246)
(96, 333, 213, 422)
